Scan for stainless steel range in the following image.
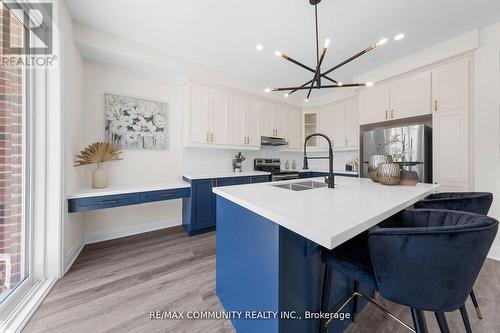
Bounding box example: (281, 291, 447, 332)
(254, 159, 299, 181)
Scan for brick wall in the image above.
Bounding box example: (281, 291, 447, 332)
(0, 4, 25, 296)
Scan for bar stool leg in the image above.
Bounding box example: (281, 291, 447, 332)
(352, 281, 359, 323)
(469, 289, 483, 319)
(434, 312, 450, 333)
(410, 308, 428, 333)
(319, 265, 333, 333)
(460, 305, 473, 333)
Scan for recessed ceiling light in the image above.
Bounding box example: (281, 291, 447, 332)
(256, 44, 264, 51)
(376, 38, 388, 46)
(394, 33, 405, 41)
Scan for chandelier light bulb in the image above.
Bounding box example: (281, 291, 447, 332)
(304, 98, 309, 103)
(324, 38, 331, 48)
(366, 82, 374, 87)
(337, 82, 343, 86)
(274, 51, 283, 57)
(376, 38, 388, 46)
(284, 93, 289, 98)
(264, 88, 271, 93)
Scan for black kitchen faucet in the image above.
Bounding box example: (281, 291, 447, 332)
(303, 133, 335, 188)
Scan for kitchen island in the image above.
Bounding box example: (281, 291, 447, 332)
(214, 177, 438, 333)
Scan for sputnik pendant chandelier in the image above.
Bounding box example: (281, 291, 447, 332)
(267, 0, 388, 101)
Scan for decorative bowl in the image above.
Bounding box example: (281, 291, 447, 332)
(368, 155, 393, 182)
(377, 163, 401, 186)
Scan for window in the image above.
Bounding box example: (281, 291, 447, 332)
(0, 2, 30, 303)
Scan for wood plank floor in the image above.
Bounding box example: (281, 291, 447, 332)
(24, 227, 499, 333)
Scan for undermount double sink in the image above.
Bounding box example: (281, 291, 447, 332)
(272, 180, 329, 191)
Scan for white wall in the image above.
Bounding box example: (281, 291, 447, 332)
(80, 61, 185, 243)
(473, 22, 500, 259)
(61, 0, 84, 270)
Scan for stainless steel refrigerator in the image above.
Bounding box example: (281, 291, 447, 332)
(362, 124, 432, 183)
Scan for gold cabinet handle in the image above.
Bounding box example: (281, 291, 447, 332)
(211, 133, 214, 142)
(391, 109, 394, 119)
(206, 133, 209, 142)
(434, 100, 438, 112)
(385, 110, 388, 119)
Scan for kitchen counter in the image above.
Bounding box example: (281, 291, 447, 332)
(214, 177, 437, 249)
(182, 170, 270, 180)
(215, 178, 438, 333)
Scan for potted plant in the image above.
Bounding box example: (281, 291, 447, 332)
(74, 142, 122, 188)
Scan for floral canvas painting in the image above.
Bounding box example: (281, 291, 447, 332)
(105, 93, 168, 150)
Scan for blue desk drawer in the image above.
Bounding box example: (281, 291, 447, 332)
(234, 177, 251, 185)
(69, 193, 141, 212)
(140, 188, 190, 203)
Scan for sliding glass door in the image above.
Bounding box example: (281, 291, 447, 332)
(0, 2, 32, 305)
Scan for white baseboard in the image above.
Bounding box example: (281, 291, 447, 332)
(488, 245, 500, 261)
(64, 237, 84, 274)
(84, 218, 182, 245)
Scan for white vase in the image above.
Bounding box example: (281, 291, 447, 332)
(92, 163, 109, 189)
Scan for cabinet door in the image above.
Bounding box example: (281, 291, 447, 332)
(187, 83, 211, 143)
(211, 88, 229, 144)
(285, 109, 302, 150)
(390, 71, 431, 119)
(432, 58, 470, 187)
(436, 180, 469, 192)
(246, 99, 261, 147)
(192, 180, 214, 228)
(433, 108, 469, 184)
(358, 84, 390, 125)
(432, 58, 470, 113)
(319, 103, 345, 149)
(229, 93, 246, 146)
(274, 107, 285, 138)
(261, 102, 275, 137)
(345, 98, 359, 148)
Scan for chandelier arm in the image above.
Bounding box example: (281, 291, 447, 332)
(323, 76, 338, 84)
(280, 54, 316, 73)
(273, 83, 366, 92)
(321, 44, 377, 78)
(287, 79, 314, 96)
(314, 4, 320, 67)
(307, 47, 327, 99)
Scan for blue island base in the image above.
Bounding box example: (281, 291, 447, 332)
(216, 196, 372, 333)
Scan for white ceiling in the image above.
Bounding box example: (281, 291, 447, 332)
(66, 0, 500, 98)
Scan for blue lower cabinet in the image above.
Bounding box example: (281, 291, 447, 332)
(252, 175, 271, 183)
(182, 175, 270, 236)
(140, 188, 190, 203)
(299, 172, 312, 179)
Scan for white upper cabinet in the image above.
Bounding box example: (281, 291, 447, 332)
(284, 109, 302, 150)
(431, 58, 470, 191)
(345, 98, 359, 148)
(359, 84, 390, 125)
(245, 98, 262, 147)
(211, 88, 230, 145)
(186, 82, 211, 144)
(390, 71, 431, 119)
(359, 71, 432, 125)
(315, 97, 358, 150)
(261, 102, 275, 137)
(229, 93, 247, 146)
(261, 103, 286, 138)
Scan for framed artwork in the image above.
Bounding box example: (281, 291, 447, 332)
(105, 93, 168, 150)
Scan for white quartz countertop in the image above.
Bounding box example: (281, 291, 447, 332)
(213, 177, 439, 249)
(183, 171, 271, 180)
(67, 180, 191, 199)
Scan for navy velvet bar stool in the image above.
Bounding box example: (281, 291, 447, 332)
(320, 209, 498, 333)
(414, 192, 493, 319)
